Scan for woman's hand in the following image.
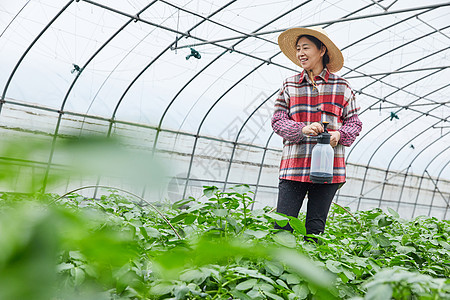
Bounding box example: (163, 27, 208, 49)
(330, 131, 341, 147)
(302, 122, 324, 135)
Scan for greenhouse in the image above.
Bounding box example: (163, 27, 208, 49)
(0, 0, 449, 299)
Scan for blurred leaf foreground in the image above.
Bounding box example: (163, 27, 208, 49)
(0, 137, 449, 299)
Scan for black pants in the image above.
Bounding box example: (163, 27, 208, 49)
(275, 179, 340, 234)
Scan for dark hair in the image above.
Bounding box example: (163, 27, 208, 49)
(296, 34, 330, 67)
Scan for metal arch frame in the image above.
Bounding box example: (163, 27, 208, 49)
(222, 90, 278, 191)
(181, 59, 272, 198)
(353, 77, 450, 210)
(326, 48, 450, 205)
(42, 0, 238, 191)
(1, 0, 449, 209)
(158, 0, 276, 47)
(411, 146, 450, 218)
(0, 0, 75, 113)
(429, 161, 450, 217)
(148, 2, 315, 199)
(179, 0, 388, 198)
(395, 131, 450, 210)
(92, 1, 239, 197)
(149, 1, 310, 156)
(345, 65, 450, 79)
(150, 0, 426, 153)
(308, 69, 450, 205)
(253, 131, 276, 207)
(171, 2, 450, 50)
(349, 46, 450, 118)
(41, 1, 161, 190)
(3, 2, 439, 132)
(345, 46, 450, 159)
(250, 10, 450, 204)
(107, 0, 239, 136)
(341, 24, 450, 78)
(349, 89, 449, 150)
(334, 133, 450, 212)
(219, 3, 429, 193)
(339, 7, 436, 53)
(378, 118, 448, 206)
(358, 104, 448, 209)
(0, 0, 432, 196)
(241, 8, 447, 204)
(209, 4, 449, 202)
(60, 1, 158, 112)
(436, 161, 450, 219)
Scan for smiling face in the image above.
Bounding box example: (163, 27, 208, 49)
(296, 36, 326, 75)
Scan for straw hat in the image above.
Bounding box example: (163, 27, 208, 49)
(278, 27, 344, 73)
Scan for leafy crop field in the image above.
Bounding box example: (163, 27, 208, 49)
(0, 185, 449, 299)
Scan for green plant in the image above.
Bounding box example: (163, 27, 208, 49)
(0, 186, 449, 299)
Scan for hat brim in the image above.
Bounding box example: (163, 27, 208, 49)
(278, 27, 344, 73)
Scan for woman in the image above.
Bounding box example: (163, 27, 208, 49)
(272, 27, 362, 236)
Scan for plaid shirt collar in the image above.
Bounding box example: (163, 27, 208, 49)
(299, 67, 330, 84)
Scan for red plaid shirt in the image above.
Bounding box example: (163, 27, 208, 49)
(272, 68, 362, 183)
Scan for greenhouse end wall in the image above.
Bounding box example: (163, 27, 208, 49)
(0, 103, 448, 220)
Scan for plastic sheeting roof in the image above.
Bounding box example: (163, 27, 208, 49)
(0, 0, 449, 192)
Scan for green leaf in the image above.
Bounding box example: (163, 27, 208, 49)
(236, 279, 258, 291)
(263, 291, 284, 300)
(231, 290, 253, 300)
(377, 216, 393, 227)
(365, 284, 393, 300)
(273, 249, 335, 291)
(232, 267, 276, 285)
(396, 245, 416, 254)
(264, 260, 284, 277)
(387, 207, 400, 218)
(244, 229, 268, 239)
(325, 260, 342, 274)
(69, 250, 84, 261)
(170, 212, 188, 223)
(272, 231, 297, 248)
(258, 283, 275, 293)
(56, 262, 74, 272)
(266, 212, 289, 221)
(212, 209, 227, 217)
(247, 288, 264, 299)
(144, 226, 162, 238)
(203, 186, 219, 198)
(375, 234, 391, 247)
(226, 216, 238, 229)
(172, 198, 194, 209)
(179, 269, 206, 284)
(184, 214, 197, 225)
(236, 279, 258, 292)
(342, 268, 356, 281)
(70, 267, 85, 286)
(139, 226, 150, 240)
(232, 184, 252, 195)
(173, 284, 190, 299)
(289, 217, 306, 235)
(292, 284, 309, 299)
(276, 278, 289, 289)
(284, 273, 301, 285)
(439, 240, 450, 251)
(151, 282, 174, 295)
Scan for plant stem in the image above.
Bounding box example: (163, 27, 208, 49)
(50, 184, 182, 239)
(332, 202, 362, 228)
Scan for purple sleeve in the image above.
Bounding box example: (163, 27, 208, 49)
(337, 84, 362, 147)
(272, 111, 306, 143)
(338, 114, 362, 146)
(271, 81, 306, 143)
